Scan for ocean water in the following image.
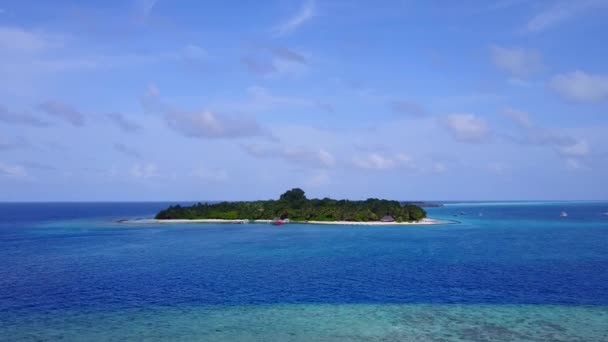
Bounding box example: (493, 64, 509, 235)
(1, 202, 608, 341)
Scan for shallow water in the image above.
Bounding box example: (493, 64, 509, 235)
(1, 202, 608, 340)
(3, 304, 608, 341)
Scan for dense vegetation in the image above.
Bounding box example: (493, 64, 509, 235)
(155, 188, 426, 222)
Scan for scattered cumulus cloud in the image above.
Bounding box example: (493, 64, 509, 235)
(142, 86, 270, 140)
(0, 25, 208, 79)
(488, 162, 510, 175)
(431, 162, 447, 174)
(272, 47, 308, 64)
(131, 163, 158, 179)
(315, 101, 334, 113)
(166, 110, 267, 139)
(0, 135, 29, 150)
(0, 105, 49, 127)
(307, 170, 330, 187)
(20, 161, 56, 171)
(0, 162, 27, 178)
(389, 100, 429, 117)
(191, 166, 229, 182)
(443, 113, 490, 143)
(507, 77, 533, 87)
(114, 143, 141, 159)
(242, 47, 308, 76)
(503, 108, 591, 167)
(211, 86, 318, 115)
(243, 143, 335, 168)
(353, 153, 396, 170)
(549, 70, 608, 102)
(503, 108, 533, 128)
(37, 101, 85, 126)
(274, 0, 316, 36)
(565, 158, 589, 171)
(106, 113, 142, 132)
(557, 140, 590, 157)
(241, 56, 277, 75)
(0, 26, 63, 53)
(135, 0, 159, 18)
(182, 44, 208, 62)
(489, 45, 543, 78)
(503, 109, 576, 146)
(352, 152, 415, 171)
(526, 0, 608, 33)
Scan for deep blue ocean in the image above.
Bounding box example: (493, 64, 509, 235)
(1, 202, 608, 341)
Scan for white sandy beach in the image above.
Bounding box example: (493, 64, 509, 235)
(140, 218, 444, 226)
(297, 218, 441, 225)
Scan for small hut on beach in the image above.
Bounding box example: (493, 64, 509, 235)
(380, 215, 395, 222)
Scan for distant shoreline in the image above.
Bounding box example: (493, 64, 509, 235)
(121, 218, 446, 226)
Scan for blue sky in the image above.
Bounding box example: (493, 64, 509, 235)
(1, 0, 607, 201)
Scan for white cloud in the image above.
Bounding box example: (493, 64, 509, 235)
(503, 109, 573, 147)
(166, 110, 266, 139)
(443, 113, 490, 143)
(307, 170, 330, 187)
(131, 163, 158, 179)
(488, 162, 510, 175)
(353, 153, 396, 170)
(503, 108, 592, 168)
(565, 158, 589, 171)
(0, 104, 49, 127)
(503, 108, 533, 128)
(243, 143, 335, 168)
(242, 47, 308, 77)
(182, 44, 208, 61)
(0, 162, 27, 178)
(274, 0, 315, 36)
(527, 0, 608, 33)
(0, 135, 29, 150)
(352, 152, 416, 171)
(212, 86, 314, 115)
(507, 78, 532, 87)
(389, 100, 429, 117)
(557, 140, 590, 157)
(0, 26, 63, 53)
(318, 149, 336, 167)
(142, 86, 269, 140)
(191, 166, 229, 182)
(37, 101, 86, 126)
(106, 113, 142, 132)
(241, 56, 277, 75)
(114, 143, 141, 159)
(0, 25, 207, 80)
(490, 45, 543, 77)
(431, 162, 447, 174)
(271, 47, 308, 64)
(549, 70, 608, 102)
(33, 48, 199, 72)
(135, 0, 158, 18)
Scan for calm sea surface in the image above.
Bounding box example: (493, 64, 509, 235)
(1, 201, 608, 341)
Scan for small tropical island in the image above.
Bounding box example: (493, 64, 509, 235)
(154, 188, 438, 225)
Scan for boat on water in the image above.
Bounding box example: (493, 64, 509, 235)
(272, 218, 290, 226)
(560, 211, 568, 218)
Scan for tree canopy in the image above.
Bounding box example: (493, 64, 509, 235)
(155, 189, 426, 222)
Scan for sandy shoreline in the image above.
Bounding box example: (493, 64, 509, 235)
(124, 218, 445, 226)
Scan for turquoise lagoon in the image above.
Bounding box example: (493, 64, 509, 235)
(1, 202, 607, 341)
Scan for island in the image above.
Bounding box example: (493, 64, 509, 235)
(154, 188, 436, 225)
